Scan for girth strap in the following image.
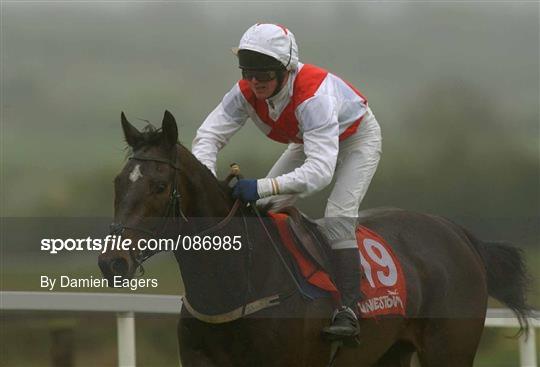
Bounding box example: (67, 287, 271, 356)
(182, 294, 281, 324)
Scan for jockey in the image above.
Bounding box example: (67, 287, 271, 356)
(192, 23, 382, 341)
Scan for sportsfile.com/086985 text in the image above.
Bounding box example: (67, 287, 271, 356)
(40, 235, 243, 254)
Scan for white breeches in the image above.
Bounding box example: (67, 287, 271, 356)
(257, 108, 382, 249)
(258, 107, 382, 217)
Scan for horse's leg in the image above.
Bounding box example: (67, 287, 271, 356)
(372, 341, 415, 367)
(416, 318, 484, 367)
(177, 310, 235, 367)
(179, 348, 218, 367)
(328, 317, 408, 366)
(177, 318, 218, 367)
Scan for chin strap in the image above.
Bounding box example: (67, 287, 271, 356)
(269, 69, 288, 98)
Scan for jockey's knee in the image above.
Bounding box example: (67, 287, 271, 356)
(316, 217, 357, 249)
(325, 199, 360, 218)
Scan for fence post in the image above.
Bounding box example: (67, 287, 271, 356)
(519, 327, 537, 367)
(117, 312, 136, 367)
(50, 327, 74, 367)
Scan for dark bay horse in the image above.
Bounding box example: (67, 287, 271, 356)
(98, 111, 530, 367)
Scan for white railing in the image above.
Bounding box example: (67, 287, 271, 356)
(1, 292, 181, 367)
(1, 292, 538, 367)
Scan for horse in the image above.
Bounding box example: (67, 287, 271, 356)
(98, 110, 531, 367)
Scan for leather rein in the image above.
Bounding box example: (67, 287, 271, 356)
(109, 146, 300, 323)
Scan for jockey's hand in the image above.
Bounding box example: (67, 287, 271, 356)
(232, 179, 260, 202)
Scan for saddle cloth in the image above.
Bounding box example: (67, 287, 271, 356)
(268, 212, 407, 318)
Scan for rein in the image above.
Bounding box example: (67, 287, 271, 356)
(110, 147, 301, 322)
(251, 204, 312, 301)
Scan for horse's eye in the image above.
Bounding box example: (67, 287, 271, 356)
(155, 183, 167, 194)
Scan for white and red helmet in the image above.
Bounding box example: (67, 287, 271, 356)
(235, 23, 299, 71)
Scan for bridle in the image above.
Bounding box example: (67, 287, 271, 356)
(109, 144, 240, 274)
(108, 143, 305, 320)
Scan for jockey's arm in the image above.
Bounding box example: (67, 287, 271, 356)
(192, 85, 248, 176)
(258, 95, 339, 198)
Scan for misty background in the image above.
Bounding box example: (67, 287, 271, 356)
(3, 2, 538, 244)
(1, 2, 539, 366)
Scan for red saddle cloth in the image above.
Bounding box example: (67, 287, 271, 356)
(268, 212, 407, 318)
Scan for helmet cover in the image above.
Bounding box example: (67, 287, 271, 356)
(235, 23, 299, 71)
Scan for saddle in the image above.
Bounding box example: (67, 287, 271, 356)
(269, 207, 408, 319)
(276, 207, 333, 276)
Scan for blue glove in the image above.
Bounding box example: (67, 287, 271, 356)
(232, 179, 260, 202)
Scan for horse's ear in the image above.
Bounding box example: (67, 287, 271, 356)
(121, 112, 142, 148)
(161, 110, 178, 149)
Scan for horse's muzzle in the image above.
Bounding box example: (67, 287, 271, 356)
(98, 256, 131, 285)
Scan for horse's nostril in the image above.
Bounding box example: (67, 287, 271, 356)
(111, 258, 129, 276)
(98, 258, 111, 277)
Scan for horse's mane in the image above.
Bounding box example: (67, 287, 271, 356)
(124, 124, 165, 152)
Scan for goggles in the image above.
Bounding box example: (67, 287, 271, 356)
(241, 69, 278, 82)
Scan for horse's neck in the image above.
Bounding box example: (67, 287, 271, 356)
(175, 148, 294, 313)
(177, 145, 232, 218)
(175, 213, 293, 315)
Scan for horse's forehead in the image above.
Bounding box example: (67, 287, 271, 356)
(122, 147, 171, 179)
(129, 164, 143, 182)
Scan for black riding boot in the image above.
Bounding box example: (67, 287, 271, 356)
(321, 248, 362, 341)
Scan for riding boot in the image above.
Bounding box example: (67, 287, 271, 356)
(321, 247, 362, 341)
